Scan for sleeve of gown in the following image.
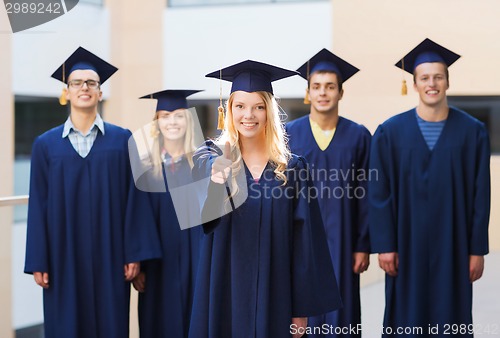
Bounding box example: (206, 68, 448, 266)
(124, 130, 162, 264)
(470, 125, 491, 255)
(354, 128, 371, 253)
(192, 141, 228, 234)
(291, 157, 342, 317)
(24, 137, 50, 274)
(368, 125, 397, 253)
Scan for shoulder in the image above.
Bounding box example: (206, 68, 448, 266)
(286, 114, 309, 131)
(194, 139, 222, 159)
(380, 109, 414, 129)
(449, 106, 487, 130)
(287, 153, 309, 170)
(103, 122, 132, 138)
(338, 116, 371, 138)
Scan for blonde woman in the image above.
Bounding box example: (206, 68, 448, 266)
(189, 61, 341, 338)
(132, 90, 203, 338)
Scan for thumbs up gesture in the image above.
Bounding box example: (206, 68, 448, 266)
(211, 141, 232, 184)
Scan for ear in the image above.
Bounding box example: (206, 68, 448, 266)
(339, 89, 344, 100)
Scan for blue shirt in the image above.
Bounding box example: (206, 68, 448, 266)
(62, 114, 105, 157)
(416, 112, 446, 150)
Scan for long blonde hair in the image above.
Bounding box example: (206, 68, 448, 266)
(216, 91, 291, 196)
(149, 108, 196, 174)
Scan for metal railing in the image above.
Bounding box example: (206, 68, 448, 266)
(0, 195, 29, 207)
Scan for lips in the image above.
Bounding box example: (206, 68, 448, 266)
(241, 122, 258, 127)
(426, 90, 438, 95)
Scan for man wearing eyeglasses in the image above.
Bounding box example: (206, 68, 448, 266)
(24, 47, 161, 338)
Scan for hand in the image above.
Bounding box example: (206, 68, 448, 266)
(132, 271, 146, 292)
(211, 141, 231, 184)
(353, 252, 370, 274)
(469, 255, 484, 283)
(33, 272, 50, 289)
(124, 262, 140, 281)
(291, 317, 307, 338)
(378, 252, 398, 277)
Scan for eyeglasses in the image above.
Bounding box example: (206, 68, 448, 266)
(68, 79, 101, 89)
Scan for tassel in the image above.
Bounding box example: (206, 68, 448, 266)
(303, 89, 310, 104)
(59, 87, 68, 105)
(217, 106, 225, 130)
(401, 79, 407, 96)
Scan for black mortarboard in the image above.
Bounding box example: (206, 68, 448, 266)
(297, 48, 359, 82)
(205, 60, 298, 95)
(139, 89, 202, 112)
(51, 46, 118, 84)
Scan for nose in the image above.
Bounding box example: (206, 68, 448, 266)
(243, 107, 254, 119)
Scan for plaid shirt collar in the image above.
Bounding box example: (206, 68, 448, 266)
(62, 113, 105, 138)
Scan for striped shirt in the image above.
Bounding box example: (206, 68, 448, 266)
(62, 114, 105, 158)
(416, 112, 446, 151)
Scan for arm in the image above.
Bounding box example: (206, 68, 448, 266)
(291, 157, 342, 317)
(469, 126, 490, 256)
(353, 129, 372, 273)
(369, 125, 398, 250)
(24, 137, 51, 284)
(193, 141, 233, 234)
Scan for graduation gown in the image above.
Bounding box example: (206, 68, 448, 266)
(137, 155, 202, 338)
(286, 116, 371, 337)
(369, 107, 490, 337)
(24, 123, 161, 338)
(188, 141, 342, 338)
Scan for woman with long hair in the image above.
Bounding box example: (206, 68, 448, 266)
(132, 89, 203, 338)
(189, 61, 342, 338)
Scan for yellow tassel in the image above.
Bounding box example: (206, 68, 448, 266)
(303, 89, 310, 104)
(401, 79, 407, 96)
(59, 87, 68, 105)
(217, 106, 225, 130)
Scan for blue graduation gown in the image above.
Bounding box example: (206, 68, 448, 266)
(286, 116, 371, 337)
(137, 156, 202, 338)
(24, 123, 161, 338)
(188, 141, 342, 338)
(369, 107, 490, 337)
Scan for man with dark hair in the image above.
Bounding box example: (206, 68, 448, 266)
(287, 49, 371, 337)
(24, 47, 160, 338)
(369, 38, 490, 337)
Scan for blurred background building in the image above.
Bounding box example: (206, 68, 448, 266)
(1, 0, 499, 337)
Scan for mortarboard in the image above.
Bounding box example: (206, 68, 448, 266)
(51, 47, 118, 105)
(206, 60, 298, 129)
(395, 38, 461, 95)
(297, 48, 359, 103)
(205, 60, 298, 95)
(139, 89, 203, 112)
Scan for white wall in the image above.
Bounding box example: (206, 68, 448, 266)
(164, 2, 332, 100)
(12, 4, 111, 98)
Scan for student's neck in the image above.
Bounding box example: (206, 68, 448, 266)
(70, 109, 98, 134)
(310, 108, 339, 130)
(240, 136, 268, 161)
(416, 100, 449, 122)
(163, 139, 184, 159)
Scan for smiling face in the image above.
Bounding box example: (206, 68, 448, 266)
(308, 71, 343, 115)
(66, 69, 102, 111)
(413, 62, 449, 108)
(230, 91, 267, 142)
(157, 109, 188, 142)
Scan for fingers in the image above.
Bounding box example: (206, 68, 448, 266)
(223, 141, 231, 160)
(124, 262, 140, 281)
(211, 143, 232, 184)
(469, 255, 484, 283)
(34, 272, 50, 289)
(132, 272, 146, 292)
(352, 252, 370, 274)
(378, 252, 398, 277)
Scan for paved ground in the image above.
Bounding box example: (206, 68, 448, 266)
(360, 251, 500, 337)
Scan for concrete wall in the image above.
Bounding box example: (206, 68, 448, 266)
(1, 6, 15, 338)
